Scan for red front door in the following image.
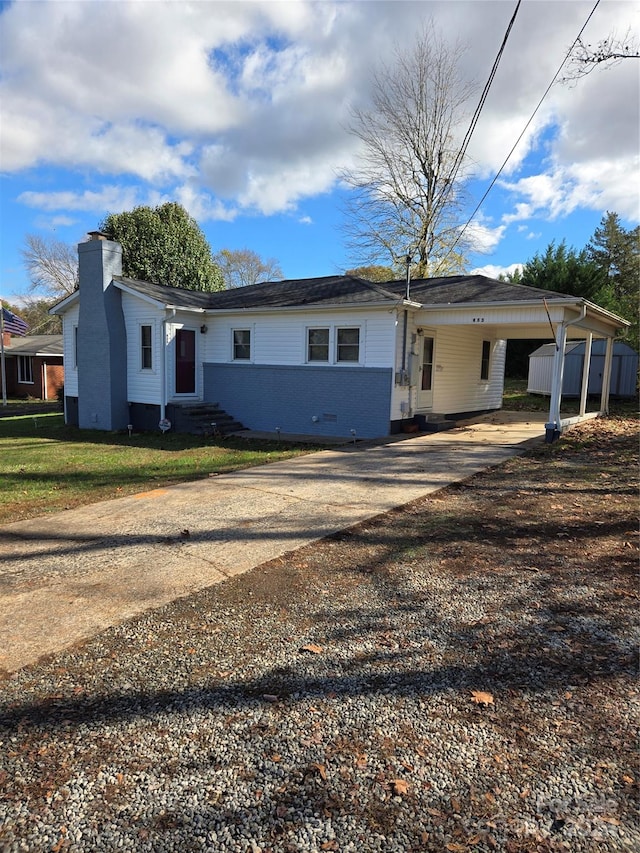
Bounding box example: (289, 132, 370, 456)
(175, 329, 196, 394)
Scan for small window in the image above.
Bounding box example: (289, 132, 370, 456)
(233, 329, 251, 360)
(308, 328, 329, 362)
(141, 325, 153, 370)
(480, 340, 491, 381)
(18, 355, 34, 384)
(336, 327, 360, 362)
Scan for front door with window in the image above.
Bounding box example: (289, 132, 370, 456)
(175, 328, 196, 394)
(417, 334, 435, 409)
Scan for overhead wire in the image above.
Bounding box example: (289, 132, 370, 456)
(444, 0, 522, 194)
(441, 0, 602, 266)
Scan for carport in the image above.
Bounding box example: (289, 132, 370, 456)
(500, 299, 630, 442)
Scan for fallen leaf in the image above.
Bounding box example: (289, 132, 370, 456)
(451, 796, 461, 813)
(390, 778, 409, 795)
(270, 754, 281, 762)
(300, 643, 323, 655)
(471, 690, 494, 706)
(445, 844, 466, 852)
(356, 754, 367, 768)
(262, 694, 279, 703)
(600, 816, 621, 826)
(312, 763, 327, 780)
(622, 775, 635, 785)
(321, 842, 338, 851)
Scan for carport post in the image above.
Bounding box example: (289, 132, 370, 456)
(599, 336, 614, 414)
(545, 323, 567, 443)
(579, 332, 593, 417)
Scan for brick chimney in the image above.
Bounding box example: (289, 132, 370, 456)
(77, 233, 128, 430)
(2, 332, 10, 349)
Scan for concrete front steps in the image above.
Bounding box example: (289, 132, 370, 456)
(172, 403, 247, 436)
(415, 413, 458, 432)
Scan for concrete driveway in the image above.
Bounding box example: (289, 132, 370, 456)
(0, 412, 546, 674)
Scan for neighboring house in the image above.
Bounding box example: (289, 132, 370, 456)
(51, 233, 629, 442)
(1, 333, 64, 400)
(528, 340, 638, 398)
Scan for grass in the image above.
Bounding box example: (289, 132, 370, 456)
(501, 378, 639, 416)
(0, 414, 325, 524)
(1, 384, 636, 525)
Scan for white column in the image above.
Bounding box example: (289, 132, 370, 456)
(600, 337, 614, 414)
(579, 333, 592, 416)
(546, 324, 567, 441)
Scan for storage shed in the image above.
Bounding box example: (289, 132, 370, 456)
(528, 340, 638, 398)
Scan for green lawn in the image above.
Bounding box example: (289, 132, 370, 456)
(0, 414, 324, 524)
(501, 378, 638, 416)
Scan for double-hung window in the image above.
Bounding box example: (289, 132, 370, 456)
(17, 355, 34, 384)
(307, 328, 329, 362)
(233, 329, 251, 360)
(336, 327, 360, 362)
(141, 325, 153, 370)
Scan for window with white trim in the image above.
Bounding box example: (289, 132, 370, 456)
(233, 329, 251, 360)
(141, 324, 153, 370)
(17, 355, 34, 384)
(480, 340, 491, 381)
(336, 327, 360, 362)
(307, 327, 329, 362)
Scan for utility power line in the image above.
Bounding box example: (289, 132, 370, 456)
(442, 0, 602, 266)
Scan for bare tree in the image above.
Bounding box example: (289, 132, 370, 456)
(214, 248, 283, 289)
(341, 23, 476, 277)
(21, 234, 79, 298)
(563, 29, 639, 80)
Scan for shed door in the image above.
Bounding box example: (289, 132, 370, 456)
(417, 334, 435, 409)
(175, 329, 196, 394)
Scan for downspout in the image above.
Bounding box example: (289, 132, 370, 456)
(545, 303, 587, 442)
(43, 361, 48, 400)
(161, 308, 176, 421)
(599, 336, 614, 415)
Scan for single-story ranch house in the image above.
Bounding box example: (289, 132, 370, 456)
(1, 333, 64, 400)
(51, 232, 629, 442)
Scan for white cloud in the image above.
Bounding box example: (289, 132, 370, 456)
(471, 263, 523, 280)
(1, 0, 637, 232)
(464, 219, 506, 255)
(299, 216, 313, 225)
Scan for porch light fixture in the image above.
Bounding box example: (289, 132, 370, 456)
(200, 324, 208, 334)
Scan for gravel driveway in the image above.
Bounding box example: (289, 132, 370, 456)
(0, 418, 637, 853)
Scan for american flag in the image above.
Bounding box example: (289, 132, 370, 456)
(1, 307, 29, 337)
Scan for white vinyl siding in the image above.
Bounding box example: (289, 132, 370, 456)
(122, 293, 164, 404)
(62, 304, 80, 396)
(207, 309, 396, 367)
(389, 320, 506, 420)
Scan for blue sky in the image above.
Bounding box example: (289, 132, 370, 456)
(1, 0, 638, 302)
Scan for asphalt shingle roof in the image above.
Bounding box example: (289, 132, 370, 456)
(114, 272, 577, 312)
(3, 335, 63, 356)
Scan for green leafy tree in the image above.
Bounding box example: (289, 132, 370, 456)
(214, 248, 282, 289)
(100, 202, 223, 292)
(18, 298, 62, 335)
(345, 265, 395, 282)
(587, 212, 639, 351)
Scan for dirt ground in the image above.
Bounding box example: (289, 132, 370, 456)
(1, 416, 638, 852)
